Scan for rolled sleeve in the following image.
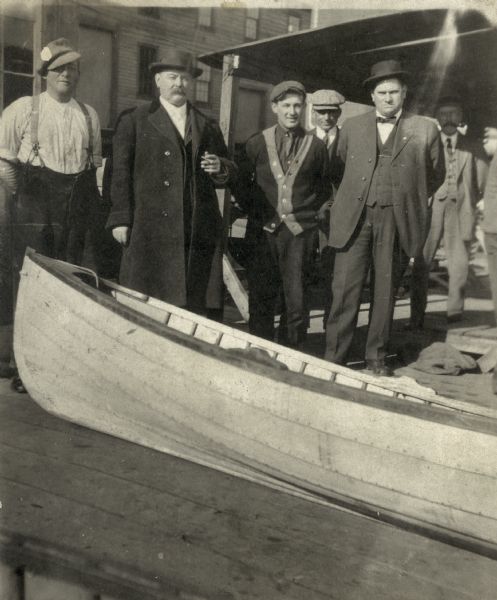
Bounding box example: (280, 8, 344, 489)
(0, 96, 31, 163)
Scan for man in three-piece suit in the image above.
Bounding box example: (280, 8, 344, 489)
(324, 60, 445, 375)
(410, 95, 485, 328)
(107, 49, 237, 316)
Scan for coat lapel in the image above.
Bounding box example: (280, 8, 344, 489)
(392, 113, 414, 160)
(455, 136, 469, 179)
(148, 102, 181, 141)
(189, 104, 205, 165)
(364, 112, 377, 159)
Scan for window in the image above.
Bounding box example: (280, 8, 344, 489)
(1, 15, 34, 110)
(198, 7, 213, 28)
(288, 15, 301, 33)
(245, 8, 259, 40)
(138, 44, 157, 98)
(138, 7, 160, 19)
(195, 65, 210, 104)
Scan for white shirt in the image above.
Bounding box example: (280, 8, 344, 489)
(376, 109, 402, 145)
(0, 91, 102, 173)
(316, 126, 337, 148)
(159, 97, 187, 139)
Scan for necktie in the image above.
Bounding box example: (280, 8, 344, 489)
(284, 131, 295, 166)
(322, 132, 330, 148)
(376, 116, 396, 124)
(446, 137, 454, 155)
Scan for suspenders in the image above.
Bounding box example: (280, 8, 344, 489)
(28, 94, 95, 169)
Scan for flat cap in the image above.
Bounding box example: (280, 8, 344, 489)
(270, 80, 306, 103)
(38, 38, 81, 76)
(310, 89, 345, 108)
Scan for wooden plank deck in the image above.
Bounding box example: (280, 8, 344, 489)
(1, 382, 497, 599)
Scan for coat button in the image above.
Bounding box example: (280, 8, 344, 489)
(368, 158, 372, 163)
(270, 223, 276, 228)
(164, 151, 171, 156)
(162, 211, 168, 217)
(164, 180, 170, 186)
(357, 197, 362, 201)
(361, 176, 366, 181)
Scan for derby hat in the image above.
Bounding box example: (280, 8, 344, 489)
(149, 48, 202, 78)
(436, 92, 463, 108)
(38, 38, 81, 76)
(270, 80, 306, 103)
(310, 89, 345, 109)
(363, 59, 409, 88)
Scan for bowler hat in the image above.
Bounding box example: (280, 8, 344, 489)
(38, 38, 81, 76)
(436, 93, 463, 108)
(310, 89, 345, 109)
(149, 49, 202, 78)
(363, 60, 409, 88)
(270, 80, 306, 103)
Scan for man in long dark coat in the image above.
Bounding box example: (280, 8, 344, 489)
(324, 60, 445, 375)
(108, 49, 237, 316)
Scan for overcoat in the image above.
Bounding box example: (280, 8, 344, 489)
(107, 100, 236, 309)
(329, 110, 445, 257)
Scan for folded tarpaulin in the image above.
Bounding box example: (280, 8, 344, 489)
(411, 342, 477, 375)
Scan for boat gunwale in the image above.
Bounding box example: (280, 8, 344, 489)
(22, 250, 497, 439)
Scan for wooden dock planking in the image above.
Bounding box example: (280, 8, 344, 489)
(447, 325, 497, 355)
(1, 388, 497, 599)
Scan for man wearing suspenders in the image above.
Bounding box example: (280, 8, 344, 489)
(0, 38, 102, 392)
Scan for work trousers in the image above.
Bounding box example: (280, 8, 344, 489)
(485, 232, 497, 325)
(411, 198, 470, 325)
(247, 224, 316, 348)
(325, 204, 406, 364)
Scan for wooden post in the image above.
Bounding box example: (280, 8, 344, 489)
(24, 571, 96, 600)
(216, 54, 249, 322)
(0, 563, 22, 600)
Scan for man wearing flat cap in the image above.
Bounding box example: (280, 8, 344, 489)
(309, 89, 345, 322)
(108, 49, 237, 317)
(235, 80, 330, 348)
(410, 94, 486, 329)
(324, 59, 445, 375)
(0, 37, 102, 392)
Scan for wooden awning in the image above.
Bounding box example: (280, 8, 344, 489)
(200, 9, 497, 125)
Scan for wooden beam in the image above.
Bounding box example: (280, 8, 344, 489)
(216, 54, 249, 322)
(0, 562, 22, 600)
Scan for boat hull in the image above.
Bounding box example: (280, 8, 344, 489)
(14, 252, 497, 556)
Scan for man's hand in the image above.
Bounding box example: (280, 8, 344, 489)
(483, 127, 497, 157)
(112, 226, 130, 246)
(200, 152, 221, 175)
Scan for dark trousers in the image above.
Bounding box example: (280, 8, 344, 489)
(325, 204, 406, 364)
(247, 224, 316, 348)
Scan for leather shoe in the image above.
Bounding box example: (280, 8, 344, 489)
(365, 359, 394, 377)
(403, 321, 423, 332)
(11, 376, 27, 394)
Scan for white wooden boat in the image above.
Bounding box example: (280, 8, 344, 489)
(14, 250, 497, 558)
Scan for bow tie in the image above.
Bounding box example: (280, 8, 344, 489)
(376, 116, 397, 124)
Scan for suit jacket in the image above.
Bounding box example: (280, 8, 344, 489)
(433, 134, 485, 241)
(107, 100, 236, 309)
(329, 110, 445, 257)
(309, 127, 342, 228)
